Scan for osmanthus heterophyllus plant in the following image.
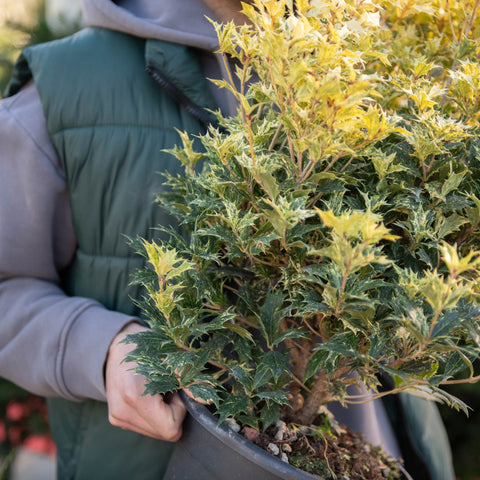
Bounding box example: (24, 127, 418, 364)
(126, 0, 480, 439)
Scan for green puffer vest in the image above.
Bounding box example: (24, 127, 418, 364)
(7, 27, 454, 480)
(8, 27, 216, 480)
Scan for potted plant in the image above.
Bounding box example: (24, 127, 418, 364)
(126, 1, 480, 478)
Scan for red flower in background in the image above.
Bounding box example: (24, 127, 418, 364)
(1, 394, 55, 457)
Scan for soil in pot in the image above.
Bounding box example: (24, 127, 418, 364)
(236, 417, 403, 480)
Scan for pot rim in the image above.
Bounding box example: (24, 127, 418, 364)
(179, 390, 322, 480)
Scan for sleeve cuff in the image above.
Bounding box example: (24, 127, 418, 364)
(61, 303, 139, 402)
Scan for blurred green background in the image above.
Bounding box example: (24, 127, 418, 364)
(0, 1, 479, 478)
(0, 0, 81, 95)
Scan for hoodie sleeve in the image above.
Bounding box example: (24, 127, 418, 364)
(0, 82, 136, 402)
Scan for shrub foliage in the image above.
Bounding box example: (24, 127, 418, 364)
(127, 0, 480, 430)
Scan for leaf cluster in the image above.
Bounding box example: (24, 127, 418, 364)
(127, 0, 480, 427)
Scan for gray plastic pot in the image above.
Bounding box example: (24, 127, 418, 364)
(163, 391, 321, 480)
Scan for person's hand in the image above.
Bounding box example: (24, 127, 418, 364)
(105, 322, 187, 442)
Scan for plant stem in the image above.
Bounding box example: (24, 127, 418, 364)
(445, 0, 458, 42)
(334, 260, 351, 318)
(269, 122, 284, 151)
(295, 369, 332, 425)
(439, 373, 480, 385)
(323, 150, 345, 173)
(464, 0, 480, 40)
(303, 318, 324, 339)
(344, 384, 413, 404)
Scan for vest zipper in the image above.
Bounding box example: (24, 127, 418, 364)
(146, 64, 219, 130)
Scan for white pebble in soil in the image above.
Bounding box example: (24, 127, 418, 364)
(267, 443, 280, 456)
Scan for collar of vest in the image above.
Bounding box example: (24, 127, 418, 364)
(145, 39, 216, 111)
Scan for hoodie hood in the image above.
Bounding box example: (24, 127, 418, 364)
(81, 0, 240, 115)
(82, 0, 220, 51)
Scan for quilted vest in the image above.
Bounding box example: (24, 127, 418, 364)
(7, 27, 454, 480)
(8, 27, 216, 479)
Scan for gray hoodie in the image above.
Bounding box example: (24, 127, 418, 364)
(0, 0, 400, 459)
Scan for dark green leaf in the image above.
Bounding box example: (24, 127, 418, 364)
(230, 365, 254, 392)
(253, 364, 272, 390)
(432, 311, 463, 339)
(258, 291, 286, 347)
(256, 391, 290, 405)
(236, 414, 260, 429)
(260, 351, 290, 383)
(185, 384, 221, 407)
(217, 394, 251, 424)
(273, 328, 308, 347)
(142, 376, 179, 396)
(316, 332, 363, 359)
(304, 350, 328, 382)
(164, 351, 198, 372)
(260, 402, 281, 430)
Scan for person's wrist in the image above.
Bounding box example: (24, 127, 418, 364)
(111, 321, 146, 346)
(104, 321, 147, 383)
